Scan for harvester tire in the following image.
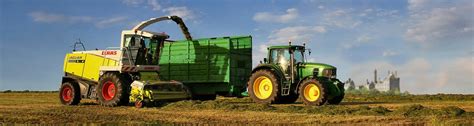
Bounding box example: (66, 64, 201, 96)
(327, 93, 344, 105)
(299, 78, 327, 106)
(59, 82, 81, 105)
(248, 69, 280, 104)
(97, 72, 131, 107)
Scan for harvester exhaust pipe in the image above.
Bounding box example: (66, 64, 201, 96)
(132, 16, 193, 41)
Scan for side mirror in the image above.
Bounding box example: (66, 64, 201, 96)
(263, 58, 268, 63)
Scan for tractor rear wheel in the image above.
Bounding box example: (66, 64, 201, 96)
(248, 69, 280, 104)
(97, 72, 131, 107)
(59, 82, 81, 105)
(299, 79, 327, 106)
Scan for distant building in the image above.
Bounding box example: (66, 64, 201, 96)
(363, 69, 400, 92)
(344, 78, 355, 90)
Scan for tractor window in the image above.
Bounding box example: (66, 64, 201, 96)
(294, 49, 304, 63)
(270, 49, 290, 65)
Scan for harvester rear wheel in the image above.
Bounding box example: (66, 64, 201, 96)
(59, 82, 81, 105)
(97, 72, 131, 107)
(299, 79, 327, 106)
(248, 69, 280, 104)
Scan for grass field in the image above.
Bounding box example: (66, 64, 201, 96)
(0, 92, 473, 125)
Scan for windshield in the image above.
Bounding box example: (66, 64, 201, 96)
(294, 49, 304, 63)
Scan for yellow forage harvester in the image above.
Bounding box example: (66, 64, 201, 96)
(59, 16, 192, 108)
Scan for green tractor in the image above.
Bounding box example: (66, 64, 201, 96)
(248, 42, 344, 106)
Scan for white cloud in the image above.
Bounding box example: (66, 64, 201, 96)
(342, 34, 373, 49)
(253, 8, 299, 23)
(122, 0, 161, 11)
(252, 44, 270, 67)
(323, 9, 360, 28)
(29, 11, 126, 28)
(95, 16, 128, 28)
(268, 26, 326, 43)
(163, 7, 195, 20)
(356, 35, 372, 43)
(29, 11, 93, 23)
(318, 6, 325, 9)
(148, 0, 161, 11)
(405, 1, 474, 47)
(122, 0, 144, 6)
(382, 50, 398, 57)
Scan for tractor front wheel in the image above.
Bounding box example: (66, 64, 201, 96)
(299, 79, 327, 106)
(59, 82, 81, 105)
(97, 72, 131, 107)
(248, 69, 280, 104)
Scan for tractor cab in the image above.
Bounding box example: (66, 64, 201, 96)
(120, 30, 169, 66)
(267, 45, 305, 79)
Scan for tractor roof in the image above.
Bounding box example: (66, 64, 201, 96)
(268, 45, 305, 49)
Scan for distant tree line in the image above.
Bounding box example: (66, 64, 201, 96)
(1, 90, 58, 93)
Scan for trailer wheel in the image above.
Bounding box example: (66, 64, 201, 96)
(248, 69, 280, 104)
(97, 72, 131, 107)
(59, 82, 81, 105)
(299, 79, 327, 106)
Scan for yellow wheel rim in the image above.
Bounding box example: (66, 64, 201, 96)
(253, 76, 273, 99)
(303, 84, 320, 102)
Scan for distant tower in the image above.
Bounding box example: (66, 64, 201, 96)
(374, 69, 378, 83)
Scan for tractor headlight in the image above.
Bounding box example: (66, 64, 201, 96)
(323, 69, 337, 78)
(313, 68, 319, 77)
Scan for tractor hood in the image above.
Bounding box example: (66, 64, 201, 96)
(301, 62, 336, 69)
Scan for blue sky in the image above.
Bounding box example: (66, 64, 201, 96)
(0, 0, 472, 94)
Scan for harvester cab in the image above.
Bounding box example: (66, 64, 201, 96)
(248, 42, 345, 106)
(60, 16, 192, 108)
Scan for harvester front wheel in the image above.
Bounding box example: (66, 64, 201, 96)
(248, 69, 280, 104)
(59, 82, 81, 105)
(299, 79, 327, 106)
(97, 72, 131, 107)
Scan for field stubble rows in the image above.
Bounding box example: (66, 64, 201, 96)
(0, 92, 473, 125)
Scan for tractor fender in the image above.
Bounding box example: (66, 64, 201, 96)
(251, 64, 286, 81)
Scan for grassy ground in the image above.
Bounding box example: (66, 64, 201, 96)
(0, 92, 473, 125)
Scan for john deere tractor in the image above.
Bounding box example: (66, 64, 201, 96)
(248, 42, 344, 106)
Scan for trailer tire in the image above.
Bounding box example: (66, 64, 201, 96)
(248, 69, 281, 104)
(97, 72, 131, 107)
(299, 78, 327, 106)
(59, 82, 81, 105)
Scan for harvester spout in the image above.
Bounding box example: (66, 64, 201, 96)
(132, 16, 193, 41)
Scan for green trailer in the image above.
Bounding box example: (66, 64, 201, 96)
(155, 36, 252, 100)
